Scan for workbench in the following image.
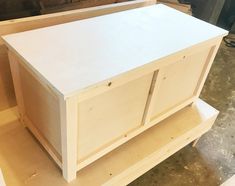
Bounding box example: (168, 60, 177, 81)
(2, 4, 228, 184)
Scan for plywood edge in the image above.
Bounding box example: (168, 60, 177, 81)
(75, 99, 219, 185)
(0, 106, 19, 126)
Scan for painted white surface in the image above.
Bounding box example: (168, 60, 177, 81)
(3, 4, 228, 97)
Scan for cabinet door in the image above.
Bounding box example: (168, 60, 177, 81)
(77, 73, 153, 161)
(149, 47, 211, 121)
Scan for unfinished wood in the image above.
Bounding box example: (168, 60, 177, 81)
(0, 0, 156, 112)
(143, 69, 165, 124)
(0, 106, 18, 127)
(77, 73, 153, 161)
(8, 50, 62, 168)
(23, 115, 62, 168)
(0, 45, 16, 112)
(150, 46, 213, 120)
(0, 99, 219, 186)
(2, 5, 227, 99)
(19, 62, 61, 155)
(159, 1, 191, 15)
(40, 0, 139, 14)
(194, 42, 222, 98)
(59, 96, 78, 182)
(8, 51, 25, 122)
(73, 37, 220, 169)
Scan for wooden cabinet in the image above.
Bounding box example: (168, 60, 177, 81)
(2, 4, 227, 183)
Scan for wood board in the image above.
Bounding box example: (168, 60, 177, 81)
(0, 99, 218, 186)
(158, 1, 191, 15)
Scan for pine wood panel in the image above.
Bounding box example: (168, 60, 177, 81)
(77, 73, 153, 161)
(150, 47, 211, 120)
(20, 63, 61, 155)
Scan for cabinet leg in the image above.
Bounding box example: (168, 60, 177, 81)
(192, 137, 201, 147)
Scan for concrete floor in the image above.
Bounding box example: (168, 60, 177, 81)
(129, 38, 235, 186)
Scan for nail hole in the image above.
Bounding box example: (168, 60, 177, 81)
(108, 82, 112, 86)
(110, 173, 112, 176)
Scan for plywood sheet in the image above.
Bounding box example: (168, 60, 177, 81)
(150, 47, 211, 119)
(20, 63, 61, 155)
(77, 73, 153, 160)
(0, 45, 16, 111)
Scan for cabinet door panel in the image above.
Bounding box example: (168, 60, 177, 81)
(77, 73, 153, 161)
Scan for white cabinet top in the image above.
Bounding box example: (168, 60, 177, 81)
(3, 4, 227, 98)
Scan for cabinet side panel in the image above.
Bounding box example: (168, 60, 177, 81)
(77, 73, 153, 161)
(0, 45, 16, 111)
(19, 64, 62, 155)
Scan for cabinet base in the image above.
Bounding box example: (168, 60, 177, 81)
(0, 99, 218, 186)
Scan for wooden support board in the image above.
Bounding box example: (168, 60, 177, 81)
(0, 99, 219, 186)
(0, 0, 156, 112)
(158, 1, 191, 15)
(40, 0, 143, 14)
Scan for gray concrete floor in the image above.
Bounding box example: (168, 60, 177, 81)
(129, 38, 235, 186)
